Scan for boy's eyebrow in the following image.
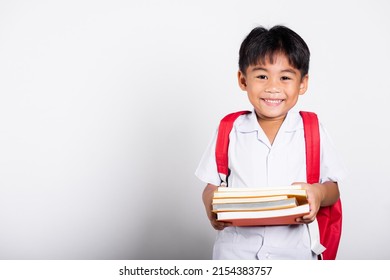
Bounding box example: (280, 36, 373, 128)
(251, 66, 267, 72)
(281, 69, 298, 75)
(251, 66, 298, 75)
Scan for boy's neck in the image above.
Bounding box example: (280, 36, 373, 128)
(257, 116, 286, 145)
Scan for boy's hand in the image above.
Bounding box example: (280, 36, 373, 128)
(208, 212, 232, 230)
(293, 182, 322, 223)
(202, 183, 232, 230)
(293, 181, 340, 224)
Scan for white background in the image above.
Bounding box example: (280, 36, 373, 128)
(0, 0, 389, 260)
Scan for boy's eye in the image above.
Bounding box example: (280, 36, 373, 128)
(257, 75, 268, 80)
(281, 76, 292, 81)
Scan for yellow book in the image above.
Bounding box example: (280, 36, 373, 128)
(212, 197, 298, 213)
(213, 188, 307, 205)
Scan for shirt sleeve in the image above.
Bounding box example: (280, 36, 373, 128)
(194, 129, 221, 187)
(319, 122, 348, 186)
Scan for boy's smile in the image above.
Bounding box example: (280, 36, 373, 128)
(238, 53, 308, 124)
(263, 98, 283, 106)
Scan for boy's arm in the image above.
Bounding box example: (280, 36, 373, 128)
(202, 183, 232, 230)
(294, 181, 340, 223)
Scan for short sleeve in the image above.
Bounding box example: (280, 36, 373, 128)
(194, 129, 221, 187)
(319, 123, 348, 186)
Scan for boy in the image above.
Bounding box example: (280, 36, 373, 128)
(195, 25, 346, 260)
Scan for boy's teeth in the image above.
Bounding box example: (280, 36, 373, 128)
(265, 99, 282, 103)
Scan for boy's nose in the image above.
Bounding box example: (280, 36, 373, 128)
(265, 78, 281, 93)
(265, 86, 281, 93)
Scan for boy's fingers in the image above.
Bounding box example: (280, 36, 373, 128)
(212, 221, 232, 230)
(296, 212, 316, 223)
(295, 218, 314, 224)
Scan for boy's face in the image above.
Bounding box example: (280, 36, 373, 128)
(238, 53, 308, 122)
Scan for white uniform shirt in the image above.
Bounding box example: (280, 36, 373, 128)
(195, 110, 346, 260)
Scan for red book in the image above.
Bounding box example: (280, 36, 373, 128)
(217, 204, 310, 226)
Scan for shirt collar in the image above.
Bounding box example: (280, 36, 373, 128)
(236, 109, 303, 133)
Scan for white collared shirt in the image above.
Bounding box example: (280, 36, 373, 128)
(195, 109, 346, 260)
(196, 109, 345, 188)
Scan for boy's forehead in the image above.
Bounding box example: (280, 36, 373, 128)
(246, 53, 303, 78)
(242, 51, 305, 78)
(250, 55, 298, 72)
(255, 52, 292, 67)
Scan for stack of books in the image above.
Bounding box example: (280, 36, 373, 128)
(213, 185, 310, 226)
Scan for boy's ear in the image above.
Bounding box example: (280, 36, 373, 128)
(299, 74, 309, 95)
(237, 71, 247, 90)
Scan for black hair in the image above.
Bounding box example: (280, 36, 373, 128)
(238, 25, 310, 78)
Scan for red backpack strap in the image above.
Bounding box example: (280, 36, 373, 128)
(215, 110, 251, 186)
(300, 111, 342, 260)
(299, 111, 320, 184)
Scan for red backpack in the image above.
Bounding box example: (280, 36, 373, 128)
(215, 110, 342, 260)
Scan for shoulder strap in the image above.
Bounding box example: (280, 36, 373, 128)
(300, 111, 326, 257)
(299, 111, 320, 184)
(300, 111, 343, 260)
(215, 110, 251, 186)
